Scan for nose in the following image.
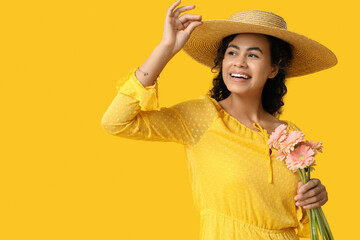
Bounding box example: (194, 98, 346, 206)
(233, 54, 248, 68)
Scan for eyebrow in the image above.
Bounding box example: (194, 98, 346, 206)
(228, 44, 263, 54)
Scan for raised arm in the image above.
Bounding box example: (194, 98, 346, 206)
(101, 1, 207, 146)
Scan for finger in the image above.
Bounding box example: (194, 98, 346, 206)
(297, 190, 326, 206)
(167, 0, 182, 17)
(184, 21, 203, 35)
(173, 4, 196, 18)
(302, 197, 327, 209)
(182, 21, 191, 29)
(295, 183, 325, 202)
(298, 178, 321, 194)
(303, 184, 325, 199)
(182, 19, 202, 29)
(179, 13, 202, 24)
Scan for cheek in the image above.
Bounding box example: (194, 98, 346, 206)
(252, 62, 272, 76)
(222, 59, 230, 69)
(221, 61, 230, 77)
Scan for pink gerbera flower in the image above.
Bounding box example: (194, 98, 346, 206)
(280, 130, 305, 154)
(304, 140, 323, 154)
(268, 124, 288, 149)
(285, 142, 315, 172)
(275, 149, 288, 161)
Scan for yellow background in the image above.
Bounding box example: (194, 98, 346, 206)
(0, 0, 355, 239)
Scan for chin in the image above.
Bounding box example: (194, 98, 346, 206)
(225, 85, 249, 96)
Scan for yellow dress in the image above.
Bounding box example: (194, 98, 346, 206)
(101, 68, 311, 240)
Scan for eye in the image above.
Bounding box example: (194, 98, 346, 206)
(249, 53, 259, 58)
(227, 51, 236, 56)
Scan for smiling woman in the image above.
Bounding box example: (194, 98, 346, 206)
(101, 0, 336, 239)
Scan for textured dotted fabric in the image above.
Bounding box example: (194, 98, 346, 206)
(101, 68, 311, 240)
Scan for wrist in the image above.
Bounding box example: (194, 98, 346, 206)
(157, 42, 176, 59)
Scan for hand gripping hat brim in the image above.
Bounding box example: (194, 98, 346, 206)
(182, 10, 337, 78)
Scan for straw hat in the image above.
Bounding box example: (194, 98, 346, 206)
(182, 10, 337, 78)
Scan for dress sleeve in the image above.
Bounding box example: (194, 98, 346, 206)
(101, 68, 215, 146)
(296, 205, 311, 239)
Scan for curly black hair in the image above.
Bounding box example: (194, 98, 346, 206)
(208, 33, 294, 118)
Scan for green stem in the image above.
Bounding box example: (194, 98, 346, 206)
(314, 208, 327, 240)
(297, 169, 307, 183)
(318, 207, 334, 240)
(307, 209, 314, 239)
(307, 166, 311, 181)
(308, 208, 319, 240)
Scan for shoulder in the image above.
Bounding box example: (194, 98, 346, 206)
(169, 95, 219, 129)
(282, 119, 302, 132)
(169, 95, 220, 145)
(171, 94, 219, 115)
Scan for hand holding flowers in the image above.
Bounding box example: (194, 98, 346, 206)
(295, 179, 328, 210)
(268, 124, 333, 240)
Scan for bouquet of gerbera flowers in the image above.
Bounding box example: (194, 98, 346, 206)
(268, 124, 334, 240)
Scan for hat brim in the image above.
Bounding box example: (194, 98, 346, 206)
(182, 20, 337, 78)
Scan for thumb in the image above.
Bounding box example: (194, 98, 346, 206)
(184, 21, 203, 36)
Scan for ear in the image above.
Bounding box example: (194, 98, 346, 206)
(268, 65, 280, 79)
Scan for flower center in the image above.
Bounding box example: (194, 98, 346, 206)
(298, 155, 305, 160)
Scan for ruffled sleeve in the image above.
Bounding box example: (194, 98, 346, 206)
(115, 67, 160, 111)
(296, 205, 311, 239)
(101, 68, 215, 146)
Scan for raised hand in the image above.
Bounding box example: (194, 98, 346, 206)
(160, 0, 203, 57)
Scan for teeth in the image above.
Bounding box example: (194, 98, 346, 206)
(231, 73, 250, 79)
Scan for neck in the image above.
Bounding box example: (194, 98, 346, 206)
(226, 92, 269, 123)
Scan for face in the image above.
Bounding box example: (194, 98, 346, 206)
(221, 33, 279, 96)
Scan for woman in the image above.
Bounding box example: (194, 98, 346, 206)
(101, 0, 336, 239)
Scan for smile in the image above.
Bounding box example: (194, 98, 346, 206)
(231, 73, 250, 79)
(229, 73, 251, 82)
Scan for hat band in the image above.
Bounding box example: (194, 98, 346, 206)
(228, 10, 287, 30)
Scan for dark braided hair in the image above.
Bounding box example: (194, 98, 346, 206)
(208, 33, 294, 118)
